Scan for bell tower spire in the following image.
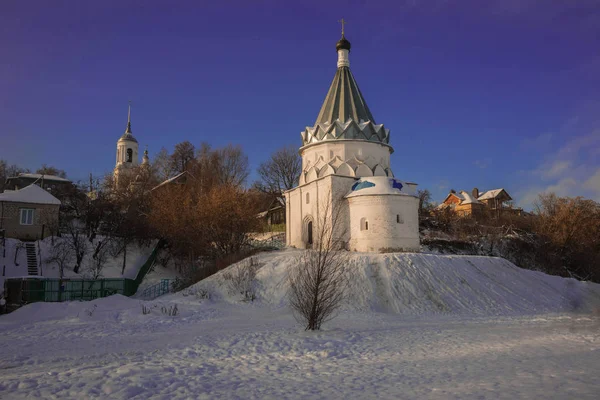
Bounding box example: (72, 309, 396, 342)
(126, 100, 132, 133)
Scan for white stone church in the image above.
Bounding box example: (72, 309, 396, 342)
(285, 32, 420, 252)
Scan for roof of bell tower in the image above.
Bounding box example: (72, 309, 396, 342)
(118, 102, 138, 143)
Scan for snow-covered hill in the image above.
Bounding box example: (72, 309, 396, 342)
(185, 249, 600, 316)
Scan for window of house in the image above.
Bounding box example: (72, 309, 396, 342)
(360, 217, 369, 231)
(397, 214, 404, 224)
(127, 148, 133, 162)
(20, 209, 34, 225)
(306, 192, 310, 204)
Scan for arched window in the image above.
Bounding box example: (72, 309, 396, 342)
(360, 218, 369, 231)
(306, 192, 310, 204)
(127, 148, 133, 163)
(307, 221, 313, 245)
(397, 214, 404, 224)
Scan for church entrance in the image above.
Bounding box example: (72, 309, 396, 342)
(307, 221, 313, 247)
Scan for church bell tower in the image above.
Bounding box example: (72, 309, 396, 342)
(113, 103, 140, 185)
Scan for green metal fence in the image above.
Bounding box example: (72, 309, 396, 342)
(4, 277, 138, 304)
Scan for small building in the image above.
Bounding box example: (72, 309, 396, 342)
(258, 197, 286, 226)
(476, 188, 512, 212)
(439, 187, 522, 217)
(4, 173, 72, 194)
(0, 184, 61, 240)
(439, 189, 485, 217)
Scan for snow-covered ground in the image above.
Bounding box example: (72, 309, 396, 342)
(1, 250, 600, 399)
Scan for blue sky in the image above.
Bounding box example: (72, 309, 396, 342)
(1, 0, 599, 208)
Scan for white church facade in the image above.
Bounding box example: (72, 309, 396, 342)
(285, 32, 420, 252)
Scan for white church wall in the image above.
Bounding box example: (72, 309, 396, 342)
(300, 141, 392, 178)
(285, 175, 356, 249)
(347, 195, 419, 252)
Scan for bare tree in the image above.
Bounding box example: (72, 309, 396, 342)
(62, 219, 87, 273)
(417, 189, 432, 217)
(214, 144, 249, 187)
(288, 194, 349, 330)
(256, 145, 301, 195)
(152, 147, 173, 181)
(46, 241, 73, 279)
(170, 141, 196, 174)
(199, 184, 261, 256)
(0, 159, 28, 192)
(87, 238, 111, 279)
(36, 164, 67, 178)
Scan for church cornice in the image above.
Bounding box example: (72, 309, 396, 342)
(299, 138, 394, 154)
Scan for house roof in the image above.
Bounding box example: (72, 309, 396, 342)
(9, 173, 70, 183)
(0, 184, 61, 205)
(442, 192, 464, 204)
(459, 191, 482, 205)
(151, 171, 195, 191)
(478, 188, 511, 201)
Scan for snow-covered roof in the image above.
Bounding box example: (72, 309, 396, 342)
(345, 177, 417, 198)
(151, 171, 192, 191)
(12, 173, 70, 183)
(0, 184, 61, 205)
(478, 188, 510, 201)
(459, 191, 482, 205)
(442, 192, 464, 204)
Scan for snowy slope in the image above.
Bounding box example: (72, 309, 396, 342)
(184, 249, 600, 316)
(0, 237, 174, 295)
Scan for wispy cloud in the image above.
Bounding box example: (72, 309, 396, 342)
(516, 129, 600, 208)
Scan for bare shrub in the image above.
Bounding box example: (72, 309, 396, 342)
(288, 195, 349, 330)
(84, 304, 97, 317)
(160, 304, 178, 316)
(194, 288, 210, 300)
(223, 257, 260, 301)
(141, 303, 154, 315)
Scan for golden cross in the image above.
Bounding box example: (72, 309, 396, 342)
(338, 18, 346, 36)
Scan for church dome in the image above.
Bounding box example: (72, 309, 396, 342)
(118, 130, 138, 143)
(336, 36, 351, 51)
(118, 105, 138, 143)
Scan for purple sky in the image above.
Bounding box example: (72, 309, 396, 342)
(1, 0, 599, 208)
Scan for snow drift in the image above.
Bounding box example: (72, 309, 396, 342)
(185, 249, 600, 316)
